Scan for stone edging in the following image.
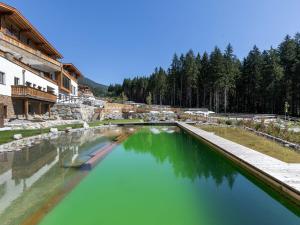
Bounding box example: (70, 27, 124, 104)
(244, 127, 300, 151)
(0, 125, 116, 153)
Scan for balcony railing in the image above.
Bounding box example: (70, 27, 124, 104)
(11, 85, 57, 103)
(0, 33, 61, 67)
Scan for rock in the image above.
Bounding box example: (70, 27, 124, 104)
(50, 128, 58, 134)
(65, 127, 73, 133)
(83, 122, 89, 129)
(288, 127, 300, 133)
(13, 134, 22, 140)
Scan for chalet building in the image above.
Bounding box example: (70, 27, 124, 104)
(58, 63, 82, 102)
(0, 3, 82, 119)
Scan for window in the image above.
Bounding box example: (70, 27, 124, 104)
(0, 72, 5, 85)
(63, 76, 70, 90)
(71, 85, 76, 95)
(50, 72, 56, 80)
(14, 77, 20, 85)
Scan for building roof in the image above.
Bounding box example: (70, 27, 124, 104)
(63, 63, 82, 77)
(0, 2, 63, 59)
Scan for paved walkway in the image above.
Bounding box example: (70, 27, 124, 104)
(177, 122, 300, 203)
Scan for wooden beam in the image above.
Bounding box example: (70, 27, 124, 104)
(35, 42, 46, 46)
(2, 11, 13, 16)
(38, 102, 42, 115)
(48, 104, 51, 117)
(20, 28, 31, 33)
(24, 98, 28, 119)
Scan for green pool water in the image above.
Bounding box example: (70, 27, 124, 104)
(38, 126, 300, 225)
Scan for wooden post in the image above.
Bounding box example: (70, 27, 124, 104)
(48, 104, 51, 117)
(24, 99, 29, 119)
(38, 102, 42, 115)
(0, 103, 4, 128)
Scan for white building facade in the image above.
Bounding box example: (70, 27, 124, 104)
(0, 3, 81, 119)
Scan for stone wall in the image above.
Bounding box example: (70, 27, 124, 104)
(6, 119, 83, 130)
(0, 95, 15, 118)
(50, 103, 96, 121)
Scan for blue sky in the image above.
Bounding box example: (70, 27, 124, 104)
(3, 0, 300, 85)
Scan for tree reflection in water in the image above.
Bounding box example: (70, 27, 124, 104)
(123, 127, 237, 189)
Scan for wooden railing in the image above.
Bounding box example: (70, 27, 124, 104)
(0, 33, 61, 67)
(11, 85, 57, 102)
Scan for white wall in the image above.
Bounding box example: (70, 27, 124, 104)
(0, 56, 58, 96)
(70, 79, 78, 96)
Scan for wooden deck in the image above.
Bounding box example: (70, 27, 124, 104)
(11, 85, 57, 102)
(177, 122, 300, 205)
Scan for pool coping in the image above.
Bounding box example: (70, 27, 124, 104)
(177, 122, 300, 206)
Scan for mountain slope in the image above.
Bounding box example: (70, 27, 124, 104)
(78, 76, 108, 97)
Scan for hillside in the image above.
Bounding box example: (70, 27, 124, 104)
(78, 76, 108, 97)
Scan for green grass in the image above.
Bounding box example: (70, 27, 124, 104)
(238, 120, 300, 145)
(198, 125, 300, 163)
(0, 123, 84, 145)
(88, 119, 143, 127)
(55, 123, 84, 131)
(0, 120, 143, 145)
(0, 129, 49, 145)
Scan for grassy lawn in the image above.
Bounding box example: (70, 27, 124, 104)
(88, 119, 143, 127)
(0, 123, 84, 145)
(198, 125, 300, 163)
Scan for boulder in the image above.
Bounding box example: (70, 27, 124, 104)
(13, 134, 22, 140)
(50, 128, 58, 134)
(83, 122, 90, 129)
(65, 127, 73, 133)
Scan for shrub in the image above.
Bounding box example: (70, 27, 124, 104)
(235, 119, 244, 127)
(217, 119, 223, 124)
(254, 121, 265, 131)
(225, 120, 233, 125)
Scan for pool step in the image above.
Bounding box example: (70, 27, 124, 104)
(81, 133, 130, 170)
(63, 133, 130, 169)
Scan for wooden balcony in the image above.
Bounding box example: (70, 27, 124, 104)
(1, 33, 61, 67)
(11, 85, 57, 103)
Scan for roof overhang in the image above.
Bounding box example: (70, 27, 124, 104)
(0, 2, 63, 59)
(63, 63, 82, 78)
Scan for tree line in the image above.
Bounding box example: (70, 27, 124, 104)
(108, 33, 300, 116)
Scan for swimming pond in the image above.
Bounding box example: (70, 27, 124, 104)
(0, 126, 299, 225)
(39, 126, 300, 225)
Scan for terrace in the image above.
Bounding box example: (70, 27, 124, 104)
(11, 85, 57, 103)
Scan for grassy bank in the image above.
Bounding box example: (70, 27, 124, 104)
(214, 118, 300, 145)
(0, 123, 84, 145)
(0, 119, 143, 145)
(88, 119, 143, 127)
(242, 120, 300, 145)
(199, 125, 300, 163)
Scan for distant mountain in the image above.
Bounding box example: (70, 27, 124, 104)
(78, 76, 108, 97)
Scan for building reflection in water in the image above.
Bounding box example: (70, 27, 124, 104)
(0, 127, 127, 224)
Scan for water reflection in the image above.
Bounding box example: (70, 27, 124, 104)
(123, 126, 238, 188)
(0, 127, 128, 225)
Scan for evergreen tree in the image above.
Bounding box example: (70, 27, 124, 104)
(209, 47, 225, 112)
(183, 50, 198, 107)
(222, 44, 239, 113)
(111, 32, 300, 116)
(201, 52, 210, 107)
